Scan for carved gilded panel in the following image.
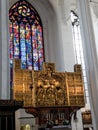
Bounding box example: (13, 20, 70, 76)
(13, 59, 85, 108)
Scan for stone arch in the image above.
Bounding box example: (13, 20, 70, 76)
(9, 0, 58, 62)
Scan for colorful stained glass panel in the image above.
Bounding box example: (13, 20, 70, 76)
(9, 0, 44, 71)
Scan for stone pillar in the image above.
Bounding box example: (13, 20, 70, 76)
(0, 0, 10, 99)
(77, 0, 98, 130)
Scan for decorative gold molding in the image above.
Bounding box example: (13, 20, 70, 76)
(82, 110, 92, 124)
(13, 59, 85, 108)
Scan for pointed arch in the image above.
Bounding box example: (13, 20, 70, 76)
(9, 0, 45, 94)
(9, 0, 45, 70)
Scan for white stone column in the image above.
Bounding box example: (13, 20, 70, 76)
(77, 0, 98, 130)
(0, 0, 10, 99)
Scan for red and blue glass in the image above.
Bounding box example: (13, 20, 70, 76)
(9, 0, 45, 70)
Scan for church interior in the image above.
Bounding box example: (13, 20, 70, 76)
(0, 0, 98, 130)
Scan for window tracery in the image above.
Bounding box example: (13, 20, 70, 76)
(9, 0, 45, 91)
(9, 0, 45, 70)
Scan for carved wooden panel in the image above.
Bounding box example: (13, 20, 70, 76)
(13, 59, 85, 108)
(82, 110, 92, 124)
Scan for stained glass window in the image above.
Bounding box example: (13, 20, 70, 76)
(71, 11, 90, 108)
(9, 0, 45, 71)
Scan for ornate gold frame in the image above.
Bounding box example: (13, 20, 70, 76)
(13, 59, 85, 108)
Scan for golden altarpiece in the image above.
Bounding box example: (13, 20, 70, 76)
(13, 59, 85, 129)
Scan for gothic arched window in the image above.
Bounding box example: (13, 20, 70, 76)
(71, 10, 90, 108)
(9, 0, 45, 71)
